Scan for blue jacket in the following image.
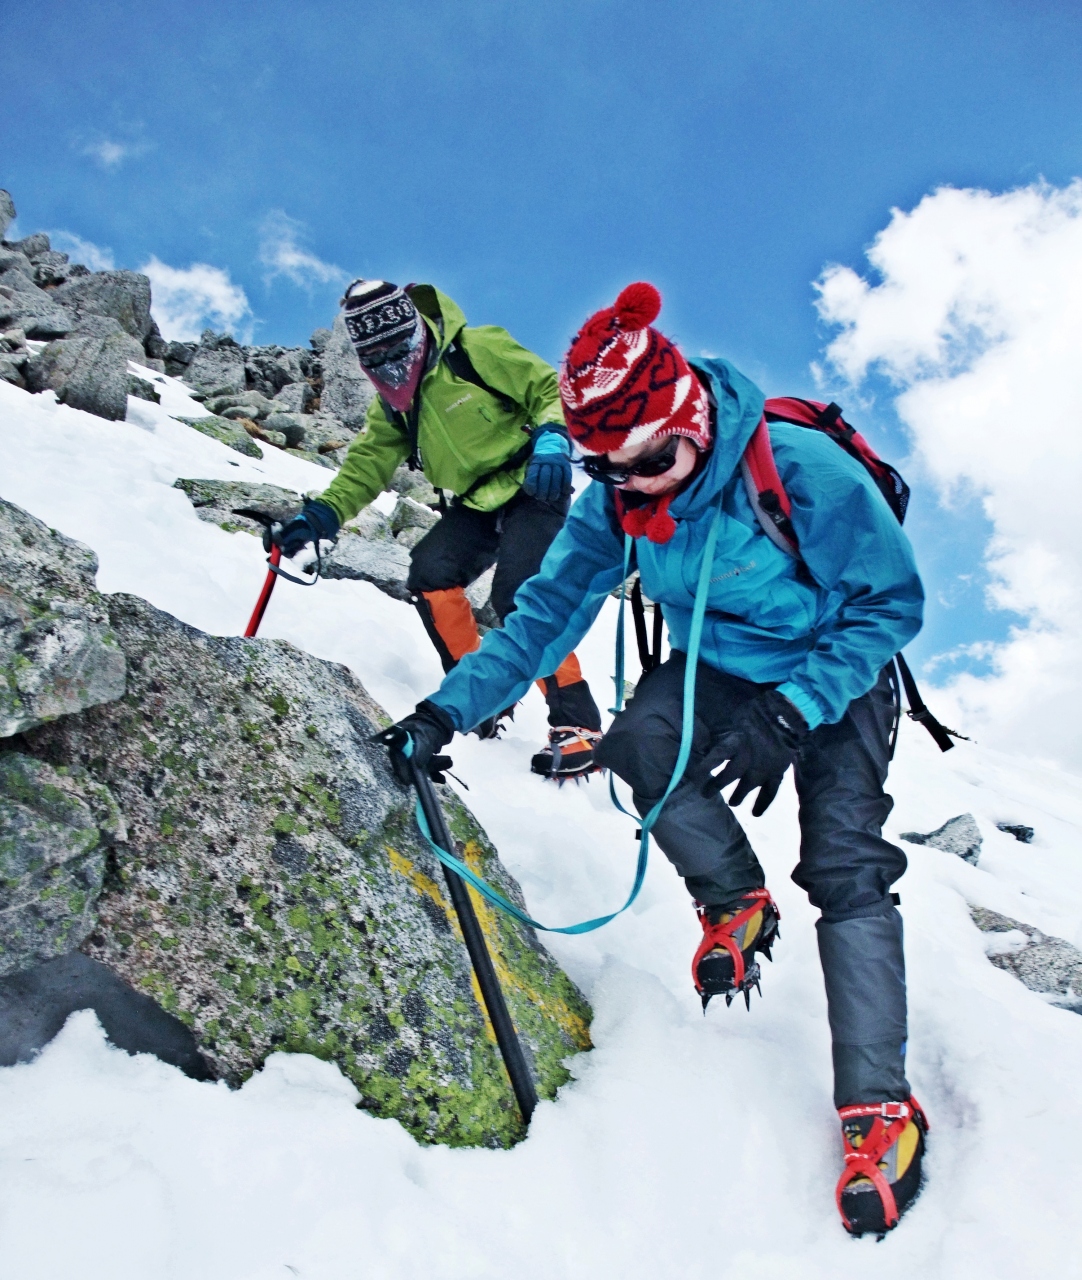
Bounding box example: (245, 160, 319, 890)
(429, 358, 924, 733)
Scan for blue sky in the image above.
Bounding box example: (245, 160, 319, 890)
(3, 0, 1081, 678)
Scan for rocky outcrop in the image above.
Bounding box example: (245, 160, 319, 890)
(0, 498, 126, 738)
(0, 191, 14, 239)
(184, 330, 247, 394)
(51, 270, 154, 343)
(319, 312, 376, 429)
(971, 906, 1082, 1014)
(0, 752, 125, 977)
(2, 499, 589, 1146)
(25, 319, 146, 421)
(901, 813, 982, 865)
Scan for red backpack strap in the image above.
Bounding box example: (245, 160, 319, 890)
(741, 416, 798, 555)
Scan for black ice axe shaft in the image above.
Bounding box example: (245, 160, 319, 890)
(408, 755, 538, 1125)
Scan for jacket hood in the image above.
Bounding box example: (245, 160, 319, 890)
(406, 283, 467, 355)
(668, 358, 766, 520)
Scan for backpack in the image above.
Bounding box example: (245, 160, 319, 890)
(742, 397, 957, 753)
(631, 397, 960, 753)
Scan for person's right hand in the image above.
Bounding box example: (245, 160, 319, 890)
(266, 500, 340, 558)
(378, 700, 457, 786)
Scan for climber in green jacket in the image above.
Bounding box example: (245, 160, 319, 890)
(270, 279, 603, 779)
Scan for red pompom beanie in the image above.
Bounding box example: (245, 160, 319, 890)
(559, 282, 710, 456)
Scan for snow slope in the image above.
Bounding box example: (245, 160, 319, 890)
(1, 374, 1081, 1279)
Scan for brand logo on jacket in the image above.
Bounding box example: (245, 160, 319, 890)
(711, 561, 756, 583)
(446, 393, 474, 412)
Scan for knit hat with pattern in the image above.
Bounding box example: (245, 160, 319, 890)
(559, 282, 709, 456)
(341, 279, 427, 411)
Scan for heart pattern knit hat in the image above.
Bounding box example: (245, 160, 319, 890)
(559, 282, 710, 456)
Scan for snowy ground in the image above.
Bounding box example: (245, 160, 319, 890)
(2, 373, 1081, 1279)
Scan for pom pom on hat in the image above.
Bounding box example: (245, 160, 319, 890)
(613, 281, 661, 329)
(559, 281, 710, 457)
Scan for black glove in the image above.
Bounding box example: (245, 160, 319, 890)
(701, 690, 809, 817)
(266, 499, 340, 558)
(380, 699, 457, 786)
(522, 425, 572, 503)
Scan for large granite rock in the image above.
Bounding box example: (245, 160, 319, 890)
(0, 273, 73, 339)
(175, 414, 263, 458)
(52, 270, 154, 343)
(20, 585, 591, 1146)
(184, 330, 246, 394)
(0, 752, 124, 977)
(0, 499, 126, 737)
(971, 906, 1082, 1014)
(25, 320, 145, 421)
(901, 813, 982, 866)
(245, 345, 310, 399)
(0, 191, 14, 239)
(320, 312, 376, 429)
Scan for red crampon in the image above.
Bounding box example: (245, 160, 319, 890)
(691, 888, 780, 1011)
(836, 1097, 930, 1237)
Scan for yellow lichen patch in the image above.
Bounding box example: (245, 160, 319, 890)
(385, 844, 497, 1044)
(386, 845, 449, 916)
(461, 841, 592, 1051)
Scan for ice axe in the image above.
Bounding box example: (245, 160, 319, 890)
(235, 509, 324, 639)
(372, 724, 539, 1126)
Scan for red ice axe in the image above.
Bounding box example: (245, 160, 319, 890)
(237, 509, 326, 638)
(244, 543, 282, 637)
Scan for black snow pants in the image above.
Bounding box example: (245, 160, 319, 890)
(596, 654, 909, 1107)
(407, 490, 602, 731)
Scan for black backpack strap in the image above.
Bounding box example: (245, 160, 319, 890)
(893, 653, 963, 752)
(441, 336, 517, 414)
(630, 577, 664, 674)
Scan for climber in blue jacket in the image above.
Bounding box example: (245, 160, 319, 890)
(388, 283, 929, 1237)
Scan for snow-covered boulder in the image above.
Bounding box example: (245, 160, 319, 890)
(971, 907, 1082, 1012)
(901, 812, 983, 865)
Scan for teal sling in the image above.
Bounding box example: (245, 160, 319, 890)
(409, 496, 724, 934)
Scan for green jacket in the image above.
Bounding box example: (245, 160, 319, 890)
(319, 285, 566, 522)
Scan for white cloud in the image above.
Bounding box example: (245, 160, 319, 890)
(80, 138, 151, 170)
(816, 180, 1082, 765)
(48, 231, 116, 272)
(140, 256, 253, 343)
(258, 210, 347, 289)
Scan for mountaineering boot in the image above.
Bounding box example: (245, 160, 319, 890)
(473, 706, 515, 741)
(836, 1097, 929, 1237)
(530, 727, 603, 781)
(692, 889, 780, 1010)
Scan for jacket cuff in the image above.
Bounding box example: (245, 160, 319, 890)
(775, 682, 825, 731)
(425, 692, 466, 733)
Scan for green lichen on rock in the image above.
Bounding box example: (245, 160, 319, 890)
(0, 751, 124, 976)
(0, 498, 126, 737)
(24, 591, 591, 1147)
(176, 415, 263, 458)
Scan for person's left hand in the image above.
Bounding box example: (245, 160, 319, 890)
(701, 690, 809, 816)
(523, 425, 573, 503)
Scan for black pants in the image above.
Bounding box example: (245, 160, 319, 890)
(407, 491, 602, 731)
(597, 655, 909, 1106)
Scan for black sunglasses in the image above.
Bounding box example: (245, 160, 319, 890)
(359, 337, 414, 371)
(580, 436, 681, 486)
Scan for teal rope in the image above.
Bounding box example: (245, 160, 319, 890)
(410, 497, 725, 934)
